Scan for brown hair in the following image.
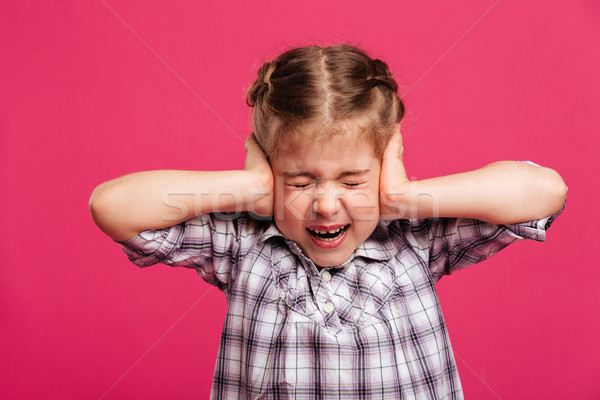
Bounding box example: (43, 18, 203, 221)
(245, 44, 405, 160)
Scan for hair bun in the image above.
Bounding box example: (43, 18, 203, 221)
(246, 62, 274, 107)
(373, 59, 389, 75)
(367, 60, 398, 93)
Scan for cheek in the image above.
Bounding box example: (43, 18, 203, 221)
(345, 189, 380, 220)
(277, 189, 313, 222)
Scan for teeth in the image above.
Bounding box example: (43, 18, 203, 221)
(311, 227, 343, 234)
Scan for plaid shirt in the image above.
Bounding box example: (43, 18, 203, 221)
(117, 204, 563, 399)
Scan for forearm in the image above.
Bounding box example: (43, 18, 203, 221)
(89, 169, 269, 241)
(382, 161, 567, 224)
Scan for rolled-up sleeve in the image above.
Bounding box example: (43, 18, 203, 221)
(115, 213, 244, 291)
(117, 223, 186, 267)
(403, 197, 566, 284)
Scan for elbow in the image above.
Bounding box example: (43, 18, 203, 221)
(542, 168, 568, 215)
(89, 184, 101, 213)
(89, 183, 109, 227)
(89, 179, 110, 211)
(89, 182, 120, 234)
(89, 181, 140, 242)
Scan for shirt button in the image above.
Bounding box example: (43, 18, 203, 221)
(323, 302, 335, 314)
(321, 270, 331, 282)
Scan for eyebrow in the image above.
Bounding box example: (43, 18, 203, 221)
(283, 169, 370, 179)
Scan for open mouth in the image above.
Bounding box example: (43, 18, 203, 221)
(306, 225, 350, 242)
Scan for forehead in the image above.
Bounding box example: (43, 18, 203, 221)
(272, 132, 378, 173)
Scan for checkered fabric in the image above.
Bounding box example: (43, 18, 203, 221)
(117, 203, 563, 399)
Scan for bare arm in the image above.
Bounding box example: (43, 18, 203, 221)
(379, 126, 567, 224)
(89, 135, 273, 242)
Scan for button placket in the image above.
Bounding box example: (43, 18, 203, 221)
(309, 273, 337, 324)
(322, 301, 335, 314)
(318, 270, 335, 315)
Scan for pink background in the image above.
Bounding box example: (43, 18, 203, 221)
(1, 1, 598, 398)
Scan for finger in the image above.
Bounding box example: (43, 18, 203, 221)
(245, 133, 262, 160)
(246, 132, 269, 158)
(244, 133, 257, 170)
(395, 123, 404, 158)
(245, 132, 257, 152)
(244, 133, 270, 172)
(383, 124, 403, 160)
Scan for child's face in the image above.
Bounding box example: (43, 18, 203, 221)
(271, 133, 381, 268)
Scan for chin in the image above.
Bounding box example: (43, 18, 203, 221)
(308, 251, 352, 269)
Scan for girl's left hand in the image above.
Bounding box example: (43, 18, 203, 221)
(379, 123, 410, 220)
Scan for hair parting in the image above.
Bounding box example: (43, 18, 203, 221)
(246, 44, 405, 160)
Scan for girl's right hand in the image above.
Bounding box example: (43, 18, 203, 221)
(244, 133, 274, 217)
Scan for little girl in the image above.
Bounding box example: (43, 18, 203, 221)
(90, 44, 566, 399)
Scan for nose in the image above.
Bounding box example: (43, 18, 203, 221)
(312, 184, 341, 218)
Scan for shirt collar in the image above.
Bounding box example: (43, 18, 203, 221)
(258, 220, 397, 264)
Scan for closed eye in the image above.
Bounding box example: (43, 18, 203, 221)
(286, 181, 314, 189)
(343, 182, 363, 188)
